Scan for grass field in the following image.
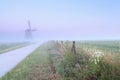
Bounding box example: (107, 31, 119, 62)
(1, 40, 120, 80)
(0, 42, 62, 80)
(0, 42, 31, 54)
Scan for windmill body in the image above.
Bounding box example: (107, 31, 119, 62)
(25, 20, 36, 39)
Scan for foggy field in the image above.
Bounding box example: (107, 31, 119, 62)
(1, 40, 120, 80)
(0, 42, 31, 54)
(1, 0, 120, 80)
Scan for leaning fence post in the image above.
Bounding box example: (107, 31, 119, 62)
(61, 40, 63, 45)
(71, 41, 76, 54)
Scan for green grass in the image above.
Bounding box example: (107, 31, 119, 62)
(79, 40, 120, 53)
(57, 40, 120, 80)
(1, 40, 120, 80)
(0, 43, 50, 80)
(0, 42, 31, 54)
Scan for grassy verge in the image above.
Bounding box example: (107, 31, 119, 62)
(1, 40, 120, 80)
(0, 42, 62, 80)
(57, 40, 120, 80)
(0, 43, 49, 80)
(0, 42, 31, 54)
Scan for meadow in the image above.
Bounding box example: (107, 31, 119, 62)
(1, 40, 120, 80)
(0, 42, 31, 54)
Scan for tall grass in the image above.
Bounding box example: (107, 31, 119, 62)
(1, 41, 120, 80)
(57, 41, 120, 80)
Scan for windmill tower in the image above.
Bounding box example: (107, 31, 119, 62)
(25, 20, 36, 39)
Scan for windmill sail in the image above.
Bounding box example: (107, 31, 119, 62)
(28, 20, 31, 30)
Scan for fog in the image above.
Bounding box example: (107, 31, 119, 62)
(0, 0, 120, 42)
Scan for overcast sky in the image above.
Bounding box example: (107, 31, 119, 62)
(0, 0, 120, 41)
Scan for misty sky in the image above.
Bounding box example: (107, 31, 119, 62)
(0, 0, 120, 41)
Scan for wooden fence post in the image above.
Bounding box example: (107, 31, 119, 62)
(61, 40, 63, 45)
(71, 41, 76, 54)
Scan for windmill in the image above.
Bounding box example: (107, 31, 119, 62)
(25, 20, 36, 39)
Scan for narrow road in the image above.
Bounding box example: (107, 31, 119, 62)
(0, 43, 40, 78)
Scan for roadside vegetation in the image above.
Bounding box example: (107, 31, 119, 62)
(0, 42, 31, 54)
(0, 42, 62, 80)
(57, 41, 120, 80)
(1, 40, 120, 80)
